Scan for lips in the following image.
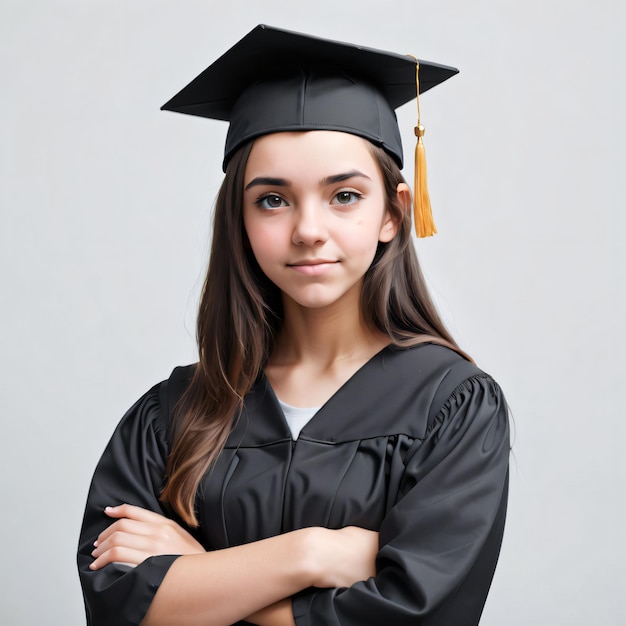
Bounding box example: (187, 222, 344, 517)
(287, 259, 339, 276)
(288, 259, 337, 267)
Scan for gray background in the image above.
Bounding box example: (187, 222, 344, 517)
(1, 0, 624, 624)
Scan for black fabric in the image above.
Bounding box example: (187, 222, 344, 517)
(223, 68, 406, 170)
(78, 343, 509, 625)
(77, 387, 180, 626)
(160, 24, 459, 170)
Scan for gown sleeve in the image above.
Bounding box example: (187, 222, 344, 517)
(77, 383, 181, 626)
(292, 373, 510, 626)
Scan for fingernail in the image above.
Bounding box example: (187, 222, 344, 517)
(93, 540, 99, 547)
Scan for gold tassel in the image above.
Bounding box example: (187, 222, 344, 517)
(412, 60, 437, 238)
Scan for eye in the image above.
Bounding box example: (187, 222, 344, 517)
(332, 190, 362, 205)
(255, 194, 288, 210)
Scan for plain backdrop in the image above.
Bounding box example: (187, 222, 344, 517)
(1, 1, 624, 624)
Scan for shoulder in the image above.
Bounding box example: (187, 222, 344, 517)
(113, 364, 197, 445)
(360, 342, 503, 439)
(158, 364, 196, 414)
(385, 341, 479, 375)
(394, 344, 508, 446)
(383, 342, 488, 408)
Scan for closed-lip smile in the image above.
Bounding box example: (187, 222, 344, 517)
(287, 259, 339, 275)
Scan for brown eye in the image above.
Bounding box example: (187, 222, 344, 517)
(256, 195, 287, 210)
(333, 191, 361, 205)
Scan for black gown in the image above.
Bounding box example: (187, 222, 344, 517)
(77, 343, 510, 625)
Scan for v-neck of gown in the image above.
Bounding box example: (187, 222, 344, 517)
(282, 342, 393, 408)
(224, 342, 452, 447)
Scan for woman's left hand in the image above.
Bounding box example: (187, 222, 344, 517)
(89, 503, 205, 570)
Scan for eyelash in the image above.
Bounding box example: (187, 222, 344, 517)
(254, 190, 363, 210)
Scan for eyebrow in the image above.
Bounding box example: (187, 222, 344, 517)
(245, 177, 290, 190)
(321, 170, 371, 186)
(244, 170, 371, 191)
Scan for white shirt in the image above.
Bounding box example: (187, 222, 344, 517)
(277, 398, 320, 440)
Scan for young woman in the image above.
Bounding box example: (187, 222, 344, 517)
(78, 25, 510, 626)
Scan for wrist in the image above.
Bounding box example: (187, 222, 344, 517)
(293, 527, 326, 588)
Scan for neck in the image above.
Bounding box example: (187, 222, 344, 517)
(271, 290, 389, 369)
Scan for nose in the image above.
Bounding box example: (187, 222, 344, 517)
(291, 203, 328, 246)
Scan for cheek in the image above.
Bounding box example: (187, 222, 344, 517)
(244, 219, 279, 267)
(334, 230, 379, 271)
(347, 211, 388, 254)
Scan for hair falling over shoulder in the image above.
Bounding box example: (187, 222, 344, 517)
(361, 145, 467, 355)
(161, 141, 468, 527)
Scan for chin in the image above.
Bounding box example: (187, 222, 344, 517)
(287, 294, 340, 310)
(282, 285, 361, 312)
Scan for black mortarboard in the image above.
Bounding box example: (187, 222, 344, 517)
(161, 25, 458, 236)
(162, 25, 457, 168)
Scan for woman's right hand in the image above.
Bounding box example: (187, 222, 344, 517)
(90, 504, 205, 570)
(307, 526, 379, 589)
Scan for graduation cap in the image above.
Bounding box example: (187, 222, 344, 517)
(161, 24, 458, 237)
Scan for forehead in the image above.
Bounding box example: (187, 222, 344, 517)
(244, 131, 380, 178)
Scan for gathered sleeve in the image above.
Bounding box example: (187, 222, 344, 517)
(292, 373, 510, 626)
(77, 383, 181, 626)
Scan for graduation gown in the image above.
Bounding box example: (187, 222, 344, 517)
(77, 343, 510, 625)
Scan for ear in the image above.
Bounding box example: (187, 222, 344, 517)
(378, 182, 410, 243)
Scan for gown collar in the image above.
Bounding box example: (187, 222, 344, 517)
(223, 343, 471, 447)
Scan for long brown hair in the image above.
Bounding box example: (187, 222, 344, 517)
(161, 139, 466, 527)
